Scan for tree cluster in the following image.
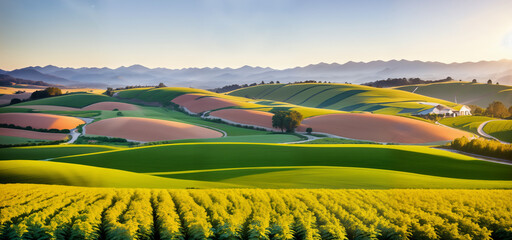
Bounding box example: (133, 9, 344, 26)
(362, 77, 452, 88)
(271, 110, 304, 132)
(30, 87, 62, 100)
(451, 136, 512, 160)
(469, 101, 512, 119)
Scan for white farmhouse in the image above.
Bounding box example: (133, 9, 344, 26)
(418, 104, 471, 116)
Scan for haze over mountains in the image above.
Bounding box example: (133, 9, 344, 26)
(2, 59, 512, 89)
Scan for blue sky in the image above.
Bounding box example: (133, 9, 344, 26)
(1, 0, 511, 70)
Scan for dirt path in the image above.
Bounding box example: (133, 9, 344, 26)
(477, 120, 510, 144)
(65, 117, 94, 144)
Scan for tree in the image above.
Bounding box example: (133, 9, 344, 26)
(276, 81, 280, 84)
(272, 110, 304, 133)
(10, 98, 21, 105)
(509, 106, 512, 115)
(472, 79, 477, 83)
(30, 87, 62, 100)
(117, 111, 124, 116)
(104, 87, 114, 96)
(468, 104, 484, 116)
(306, 127, 313, 135)
(157, 82, 166, 88)
(487, 79, 492, 84)
(486, 101, 509, 118)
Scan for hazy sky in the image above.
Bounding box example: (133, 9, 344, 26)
(1, 0, 512, 70)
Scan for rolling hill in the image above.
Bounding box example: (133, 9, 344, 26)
(228, 83, 463, 115)
(1, 143, 511, 188)
(395, 81, 512, 107)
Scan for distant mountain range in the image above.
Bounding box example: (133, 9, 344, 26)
(1, 59, 511, 89)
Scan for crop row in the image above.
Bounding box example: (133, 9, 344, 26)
(1, 185, 511, 240)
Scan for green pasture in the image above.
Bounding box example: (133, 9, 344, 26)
(51, 143, 512, 181)
(228, 83, 460, 114)
(483, 120, 512, 142)
(0, 145, 120, 160)
(0, 160, 238, 188)
(0, 135, 47, 145)
(15, 93, 116, 108)
(396, 81, 512, 108)
(439, 116, 495, 135)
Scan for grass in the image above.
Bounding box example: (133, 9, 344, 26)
(483, 120, 512, 142)
(38, 110, 101, 118)
(52, 143, 512, 181)
(15, 93, 116, 108)
(0, 135, 47, 145)
(158, 166, 512, 189)
(0, 145, 120, 160)
(116, 87, 210, 104)
(395, 81, 512, 108)
(0, 160, 238, 188)
(229, 83, 461, 115)
(300, 137, 379, 144)
(144, 134, 303, 145)
(439, 116, 495, 134)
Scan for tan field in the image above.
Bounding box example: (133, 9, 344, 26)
(82, 102, 140, 111)
(172, 93, 240, 113)
(0, 113, 85, 130)
(0, 128, 68, 141)
(86, 117, 223, 142)
(297, 113, 473, 143)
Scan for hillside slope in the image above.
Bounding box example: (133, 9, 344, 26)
(228, 83, 463, 115)
(395, 81, 512, 107)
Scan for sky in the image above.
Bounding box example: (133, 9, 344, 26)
(1, 0, 512, 70)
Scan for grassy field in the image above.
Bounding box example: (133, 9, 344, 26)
(483, 120, 512, 142)
(0, 145, 120, 160)
(0, 161, 237, 188)
(439, 116, 495, 135)
(116, 87, 210, 104)
(228, 83, 462, 115)
(15, 93, 116, 108)
(0, 135, 47, 145)
(50, 143, 512, 181)
(395, 81, 512, 107)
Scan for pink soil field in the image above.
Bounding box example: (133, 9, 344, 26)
(0, 128, 68, 141)
(82, 102, 140, 111)
(172, 94, 240, 113)
(210, 109, 278, 130)
(210, 109, 471, 143)
(86, 117, 223, 142)
(11, 105, 80, 111)
(0, 113, 85, 130)
(297, 113, 472, 143)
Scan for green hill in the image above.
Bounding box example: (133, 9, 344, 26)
(483, 120, 512, 142)
(0, 160, 238, 188)
(15, 93, 116, 108)
(228, 83, 462, 115)
(439, 116, 495, 135)
(2, 143, 512, 188)
(395, 81, 512, 108)
(0, 145, 120, 160)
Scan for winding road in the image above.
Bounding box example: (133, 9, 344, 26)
(477, 120, 510, 144)
(65, 117, 95, 144)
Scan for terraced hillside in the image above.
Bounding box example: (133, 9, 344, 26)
(114, 87, 471, 143)
(228, 83, 463, 115)
(395, 81, 512, 107)
(1, 143, 511, 189)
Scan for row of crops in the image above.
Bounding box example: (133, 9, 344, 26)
(1, 185, 511, 240)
